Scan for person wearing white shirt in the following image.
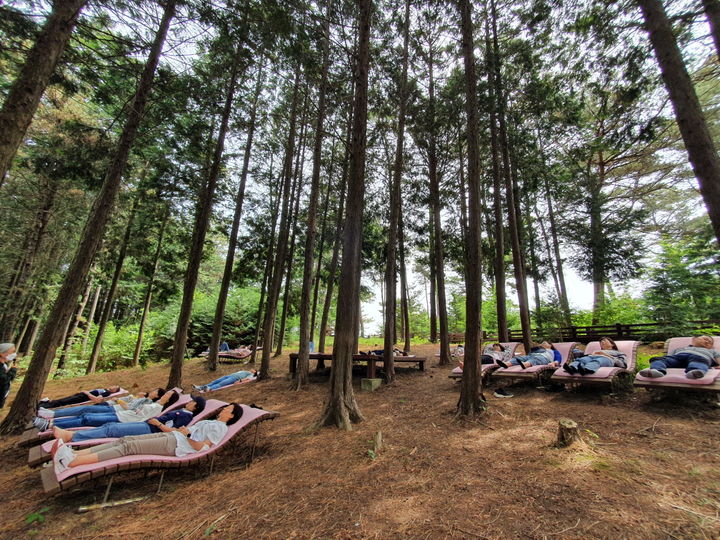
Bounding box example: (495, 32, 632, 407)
(52, 403, 244, 472)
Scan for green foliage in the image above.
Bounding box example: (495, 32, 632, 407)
(24, 507, 50, 525)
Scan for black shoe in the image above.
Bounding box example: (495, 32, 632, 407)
(578, 365, 593, 376)
(496, 359, 509, 369)
(493, 388, 513, 398)
(517, 361, 527, 369)
(563, 364, 577, 375)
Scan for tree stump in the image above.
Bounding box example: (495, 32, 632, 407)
(556, 418, 580, 448)
(373, 431, 384, 453)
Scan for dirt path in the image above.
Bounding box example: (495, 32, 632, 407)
(1, 343, 719, 539)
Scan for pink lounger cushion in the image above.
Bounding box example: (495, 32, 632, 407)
(635, 368, 720, 385)
(451, 363, 498, 375)
(53, 404, 275, 483)
(39, 399, 227, 454)
(633, 337, 720, 387)
(552, 341, 638, 382)
(43, 388, 130, 410)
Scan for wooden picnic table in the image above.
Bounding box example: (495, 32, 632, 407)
(288, 352, 426, 378)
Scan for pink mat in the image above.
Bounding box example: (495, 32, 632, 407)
(552, 341, 638, 382)
(634, 336, 720, 386)
(51, 404, 276, 484)
(42, 388, 130, 410)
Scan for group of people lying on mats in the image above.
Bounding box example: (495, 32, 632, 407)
(34, 388, 180, 432)
(51, 402, 245, 473)
(457, 341, 566, 370)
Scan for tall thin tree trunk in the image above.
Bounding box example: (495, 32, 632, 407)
(490, 0, 531, 352)
(637, 0, 720, 246)
(296, 0, 333, 389)
(86, 199, 138, 374)
(133, 204, 170, 367)
(0, 1, 176, 434)
(259, 66, 302, 379)
(310, 161, 334, 344)
(399, 221, 411, 354)
(56, 278, 92, 373)
(167, 58, 241, 389)
(541, 173, 571, 324)
(0, 0, 88, 186)
(81, 284, 101, 358)
(485, 18, 508, 342)
(456, 0, 484, 418)
(383, 0, 410, 382)
(427, 45, 451, 365)
(428, 211, 437, 342)
(317, 0, 370, 429)
(208, 65, 263, 371)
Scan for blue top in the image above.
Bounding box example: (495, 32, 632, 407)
(553, 350, 562, 363)
(148, 409, 193, 433)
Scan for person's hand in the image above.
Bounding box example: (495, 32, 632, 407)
(178, 426, 190, 436)
(147, 418, 160, 426)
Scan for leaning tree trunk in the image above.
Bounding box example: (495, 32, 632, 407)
(541, 173, 571, 324)
(456, 0, 485, 418)
(208, 65, 263, 371)
(167, 59, 241, 389)
(133, 203, 170, 366)
(317, 0, 371, 429)
(383, 0, 410, 382)
(296, 1, 333, 389)
(81, 284, 101, 358)
(637, 0, 720, 246)
(87, 199, 138, 374)
(0, 0, 88, 186)
(0, 1, 176, 434)
(259, 65, 302, 379)
(56, 278, 92, 373)
(484, 18, 508, 342)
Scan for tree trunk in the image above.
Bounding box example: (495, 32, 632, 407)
(259, 65, 303, 379)
(86, 199, 138, 374)
(383, 0, 410, 382)
(317, 0, 370, 429)
(296, 1, 333, 389)
(542, 174, 571, 324)
(81, 284, 101, 358)
(399, 214, 411, 353)
(637, 0, 720, 246)
(0, 0, 88, 186)
(484, 18, 508, 342)
(456, 0, 485, 418)
(167, 57, 241, 389)
(0, 0, 176, 434)
(310, 158, 334, 344)
(428, 211, 437, 343)
(208, 65, 263, 371)
(702, 0, 720, 59)
(56, 278, 92, 373)
(0, 176, 58, 341)
(133, 204, 170, 367)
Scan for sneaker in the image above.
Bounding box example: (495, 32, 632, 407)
(32, 417, 51, 432)
(493, 388, 513, 398)
(577, 365, 593, 376)
(639, 368, 665, 378)
(54, 442, 75, 473)
(37, 407, 54, 419)
(496, 359, 509, 369)
(192, 384, 202, 392)
(39, 397, 50, 402)
(686, 369, 705, 379)
(563, 364, 577, 375)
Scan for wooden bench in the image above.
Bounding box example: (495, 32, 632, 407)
(289, 353, 426, 378)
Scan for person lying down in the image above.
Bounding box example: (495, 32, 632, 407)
(192, 370, 257, 393)
(52, 403, 244, 473)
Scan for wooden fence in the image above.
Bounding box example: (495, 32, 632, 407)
(448, 320, 720, 344)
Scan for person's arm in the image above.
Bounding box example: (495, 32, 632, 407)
(147, 417, 177, 433)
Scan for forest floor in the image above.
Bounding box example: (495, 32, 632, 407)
(1, 343, 720, 539)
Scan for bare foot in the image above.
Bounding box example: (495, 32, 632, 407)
(53, 426, 73, 443)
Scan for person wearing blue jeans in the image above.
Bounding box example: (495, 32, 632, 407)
(193, 369, 257, 393)
(497, 341, 559, 369)
(563, 337, 627, 375)
(53, 396, 206, 443)
(47, 388, 164, 420)
(639, 336, 720, 379)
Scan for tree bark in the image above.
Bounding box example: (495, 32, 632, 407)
(0, 1, 176, 434)
(86, 199, 138, 374)
(317, 0, 370, 429)
(428, 220, 437, 343)
(208, 65, 264, 371)
(399, 214, 411, 353)
(56, 278, 92, 373)
(296, 1, 333, 389)
(456, 0, 485, 418)
(167, 56, 241, 389)
(259, 65, 302, 379)
(542, 174, 571, 324)
(81, 284, 101, 358)
(484, 18, 508, 342)
(383, 0, 411, 382)
(0, 0, 88, 186)
(637, 0, 720, 246)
